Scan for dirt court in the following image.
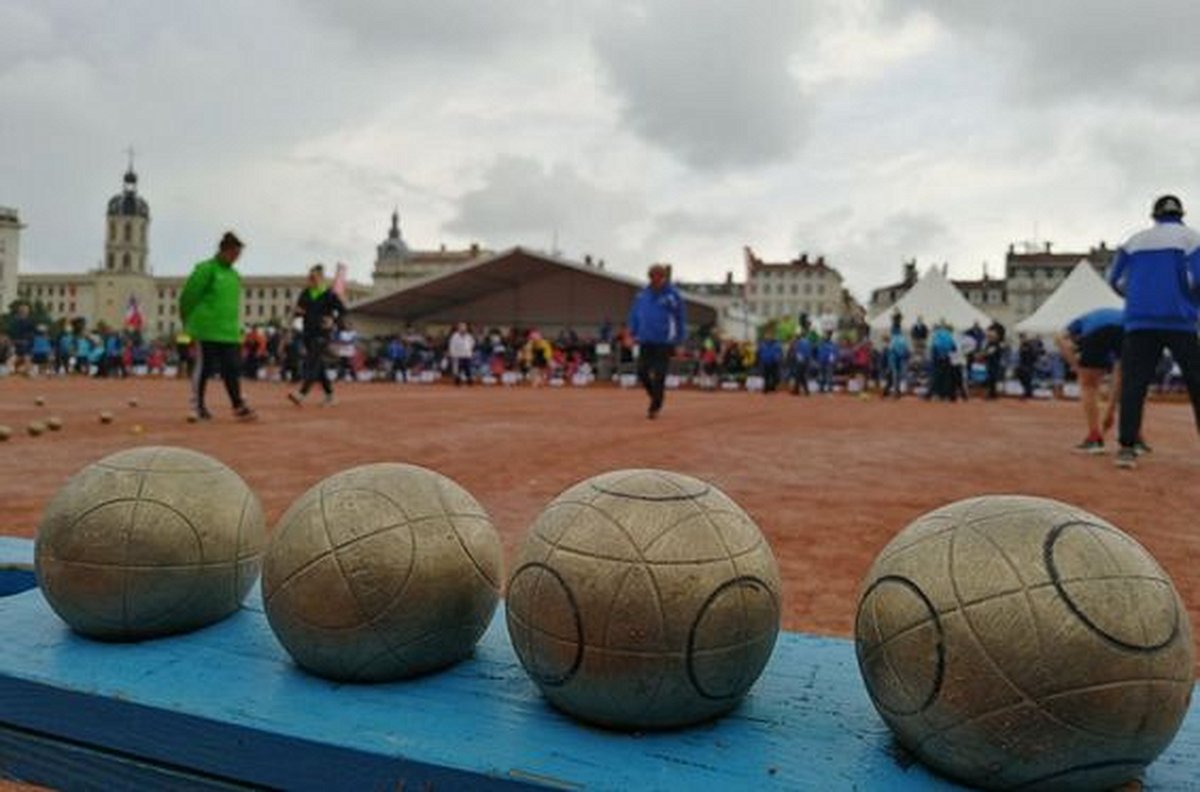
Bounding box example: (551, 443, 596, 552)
(2, 376, 1198, 657)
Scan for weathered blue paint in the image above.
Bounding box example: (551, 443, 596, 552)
(0, 536, 35, 598)
(0, 539, 1196, 790)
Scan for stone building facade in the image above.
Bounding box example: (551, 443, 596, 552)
(15, 165, 372, 338)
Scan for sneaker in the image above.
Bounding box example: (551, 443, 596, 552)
(320, 396, 337, 408)
(1074, 438, 1104, 455)
(287, 391, 305, 406)
(191, 408, 213, 422)
(647, 406, 659, 420)
(1134, 440, 1153, 456)
(1115, 447, 1137, 469)
(233, 405, 258, 421)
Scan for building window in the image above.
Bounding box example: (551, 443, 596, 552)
(817, 285, 826, 295)
(790, 284, 798, 295)
(257, 304, 264, 317)
(69, 302, 75, 312)
(125, 222, 131, 242)
(123, 253, 131, 269)
(107, 253, 114, 270)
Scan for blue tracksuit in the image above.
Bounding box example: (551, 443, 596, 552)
(628, 284, 686, 345)
(1108, 218, 1200, 332)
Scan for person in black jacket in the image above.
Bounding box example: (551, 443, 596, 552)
(287, 264, 345, 407)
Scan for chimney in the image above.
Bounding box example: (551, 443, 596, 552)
(903, 260, 917, 286)
(1044, 241, 1052, 253)
(725, 270, 733, 285)
(470, 242, 480, 254)
(816, 255, 825, 267)
(799, 253, 809, 265)
(584, 254, 593, 266)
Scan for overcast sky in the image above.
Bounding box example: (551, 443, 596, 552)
(4, 0, 1199, 301)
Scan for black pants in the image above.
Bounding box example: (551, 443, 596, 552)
(637, 343, 672, 413)
(1017, 365, 1034, 398)
(952, 364, 968, 401)
(791, 362, 810, 395)
(299, 335, 333, 397)
(192, 341, 244, 412)
(762, 361, 781, 393)
(986, 354, 1003, 399)
(1118, 330, 1200, 448)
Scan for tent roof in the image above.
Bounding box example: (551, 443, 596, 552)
(868, 267, 993, 332)
(349, 246, 720, 329)
(1015, 260, 1122, 335)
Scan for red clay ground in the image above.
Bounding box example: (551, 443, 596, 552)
(2, 376, 1199, 663)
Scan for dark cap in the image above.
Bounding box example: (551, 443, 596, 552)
(1152, 195, 1184, 219)
(219, 231, 245, 249)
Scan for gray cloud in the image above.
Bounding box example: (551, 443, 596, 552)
(794, 209, 951, 301)
(291, 0, 574, 60)
(883, 1, 1200, 104)
(593, 0, 814, 170)
(445, 156, 645, 260)
(651, 209, 747, 239)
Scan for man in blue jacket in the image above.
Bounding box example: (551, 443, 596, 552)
(1108, 194, 1200, 468)
(628, 263, 686, 418)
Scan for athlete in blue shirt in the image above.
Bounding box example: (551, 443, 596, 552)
(1057, 307, 1124, 454)
(627, 263, 686, 418)
(1108, 195, 1200, 468)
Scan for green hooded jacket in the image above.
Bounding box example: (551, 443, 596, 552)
(179, 257, 243, 343)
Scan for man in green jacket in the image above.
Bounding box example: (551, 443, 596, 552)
(179, 232, 256, 420)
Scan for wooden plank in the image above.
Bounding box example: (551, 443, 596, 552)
(0, 722, 251, 790)
(0, 536, 1197, 791)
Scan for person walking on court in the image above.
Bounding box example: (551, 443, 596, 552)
(288, 263, 345, 407)
(628, 263, 686, 419)
(1108, 194, 1200, 468)
(1056, 307, 1124, 454)
(448, 321, 476, 386)
(179, 231, 256, 420)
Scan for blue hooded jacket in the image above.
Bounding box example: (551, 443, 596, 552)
(1108, 218, 1200, 331)
(628, 284, 687, 345)
(757, 338, 783, 365)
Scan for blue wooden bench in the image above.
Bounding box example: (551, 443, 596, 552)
(0, 536, 1197, 790)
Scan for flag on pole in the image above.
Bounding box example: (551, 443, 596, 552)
(332, 263, 348, 301)
(124, 295, 144, 330)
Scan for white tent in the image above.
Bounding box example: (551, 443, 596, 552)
(868, 267, 993, 333)
(1015, 259, 1123, 336)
